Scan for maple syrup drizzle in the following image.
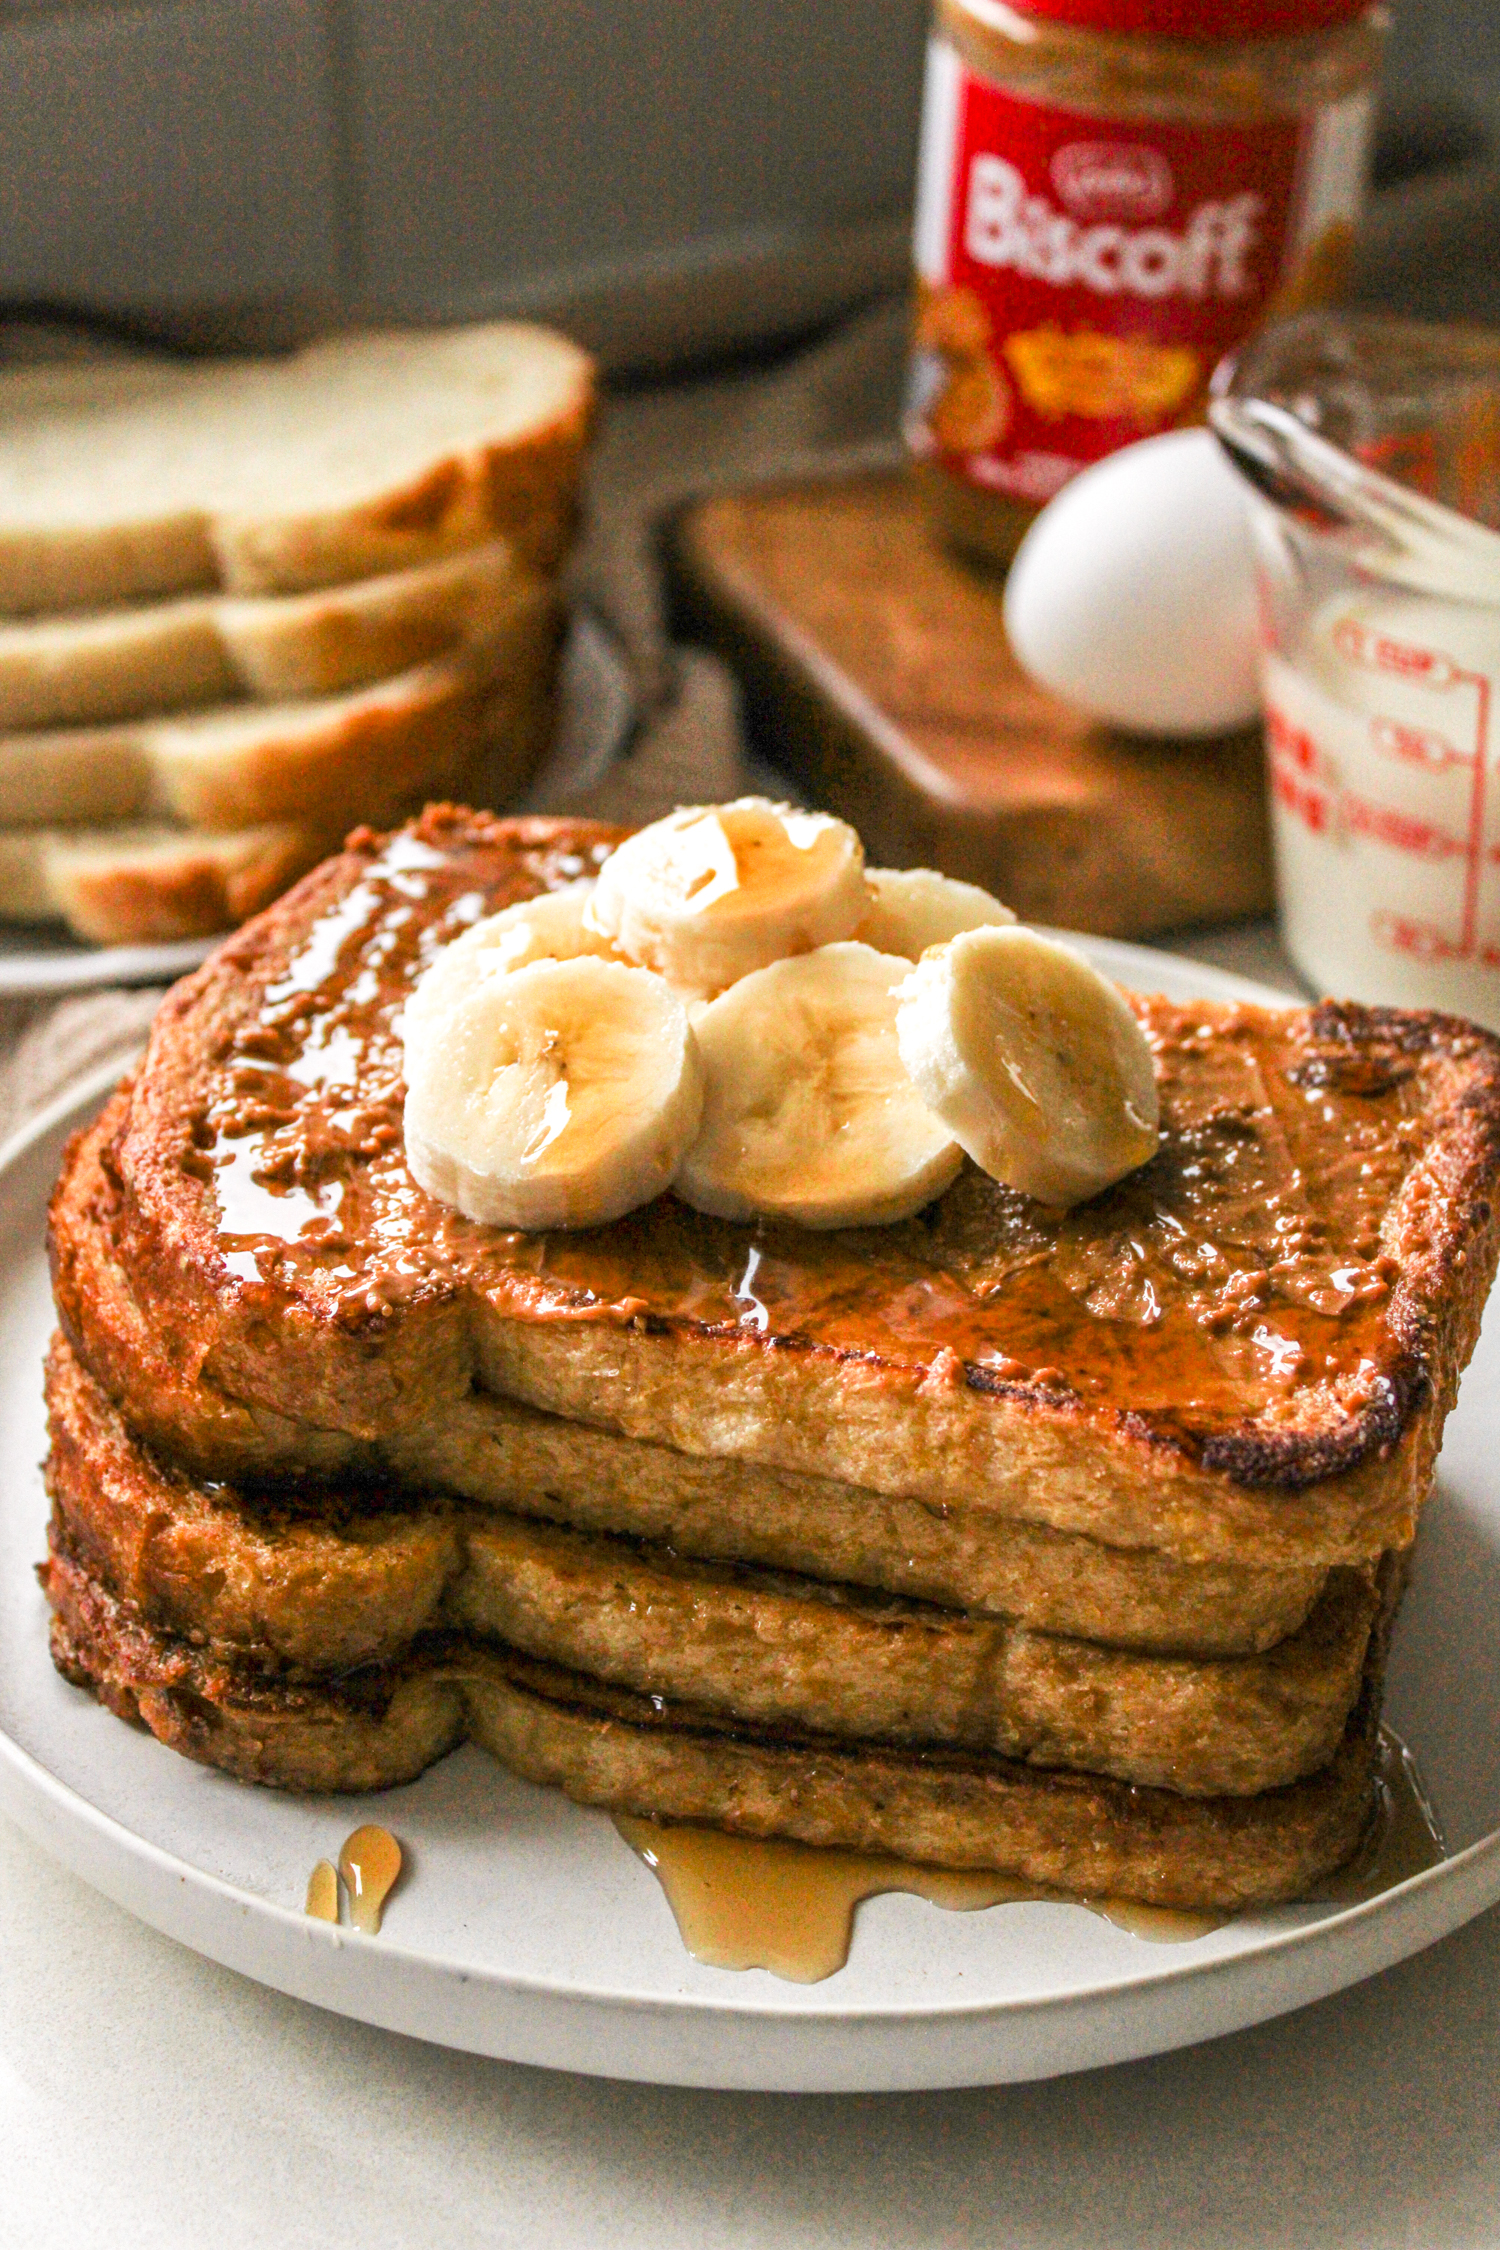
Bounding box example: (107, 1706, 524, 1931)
(304, 1858, 340, 1923)
(615, 1727, 1445, 1982)
(195, 817, 1438, 1442)
(338, 1824, 402, 1935)
(1307, 1726, 1446, 1904)
(614, 1818, 1226, 1982)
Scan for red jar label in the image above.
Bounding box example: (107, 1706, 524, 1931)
(907, 39, 1373, 505)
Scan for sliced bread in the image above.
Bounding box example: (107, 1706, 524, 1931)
(0, 540, 532, 729)
(0, 819, 336, 944)
(0, 323, 595, 614)
(0, 581, 563, 834)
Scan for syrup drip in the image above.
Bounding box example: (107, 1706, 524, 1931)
(304, 1858, 340, 1923)
(616, 1726, 1445, 1983)
(338, 1824, 402, 1935)
(614, 1818, 1225, 1983)
(1308, 1726, 1446, 1903)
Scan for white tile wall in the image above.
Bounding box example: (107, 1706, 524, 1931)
(0, 0, 341, 310)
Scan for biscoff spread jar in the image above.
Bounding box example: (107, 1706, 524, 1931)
(906, 0, 1387, 568)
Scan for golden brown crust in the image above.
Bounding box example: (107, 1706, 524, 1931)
(39, 1538, 1389, 1908)
(55, 824, 337, 947)
(47, 809, 1500, 1567)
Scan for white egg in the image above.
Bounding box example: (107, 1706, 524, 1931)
(1002, 428, 1261, 738)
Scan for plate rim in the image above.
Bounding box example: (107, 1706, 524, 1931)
(5, 949, 1500, 2086)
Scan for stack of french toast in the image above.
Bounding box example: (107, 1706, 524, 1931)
(41, 801, 1500, 1910)
(0, 327, 591, 943)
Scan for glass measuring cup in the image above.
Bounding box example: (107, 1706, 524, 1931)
(1210, 312, 1500, 1029)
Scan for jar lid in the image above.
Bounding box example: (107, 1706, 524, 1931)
(1011, 0, 1371, 35)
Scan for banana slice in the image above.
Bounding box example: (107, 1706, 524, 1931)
(856, 867, 1015, 959)
(589, 797, 865, 994)
(895, 925, 1159, 1208)
(401, 879, 623, 1072)
(403, 955, 703, 1231)
(677, 942, 963, 1228)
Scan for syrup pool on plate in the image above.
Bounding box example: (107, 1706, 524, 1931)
(615, 1726, 1444, 1983)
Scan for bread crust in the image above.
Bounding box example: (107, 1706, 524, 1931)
(35, 821, 338, 946)
(0, 326, 595, 613)
(50, 811, 1500, 1570)
(44, 1334, 1375, 1794)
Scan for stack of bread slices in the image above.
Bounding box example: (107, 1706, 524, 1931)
(0, 324, 594, 945)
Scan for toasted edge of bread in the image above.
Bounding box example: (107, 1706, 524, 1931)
(0, 818, 338, 945)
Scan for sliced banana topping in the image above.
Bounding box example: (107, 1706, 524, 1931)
(895, 925, 1159, 1208)
(403, 955, 703, 1231)
(677, 942, 963, 1229)
(401, 879, 622, 1072)
(588, 796, 866, 995)
(855, 867, 1015, 960)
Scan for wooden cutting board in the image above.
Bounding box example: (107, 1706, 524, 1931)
(665, 466, 1273, 940)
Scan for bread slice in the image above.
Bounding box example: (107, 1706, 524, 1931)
(40, 1537, 1392, 1908)
(51, 811, 1500, 1572)
(0, 541, 532, 729)
(43, 1335, 1376, 1795)
(0, 323, 594, 614)
(387, 1390, 1327, 1656)
(0, 818, 335, 944)
(0, 587, 560, 836)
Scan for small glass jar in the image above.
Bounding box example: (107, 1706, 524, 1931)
(905, 0, 1388, 571)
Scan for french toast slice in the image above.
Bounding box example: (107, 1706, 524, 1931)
(44, 1335, 1378, 1795)
(385, 1390, 1326, 1655)
(53, 1177, 1326, 1653)
(51, 809, 1500, 1571)
(40, 1536, 1396, 1910)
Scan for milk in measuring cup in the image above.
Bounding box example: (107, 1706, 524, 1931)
(1264, 588, 1500, 1028)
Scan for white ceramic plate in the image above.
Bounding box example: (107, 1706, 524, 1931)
(0, 613, 635, 997)
(2, 938, 1499, 2094)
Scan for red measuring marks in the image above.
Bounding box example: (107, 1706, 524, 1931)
(1266, 614, 1493, 964)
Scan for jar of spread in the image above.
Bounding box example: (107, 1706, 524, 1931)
(905, 0, 1388, 569)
